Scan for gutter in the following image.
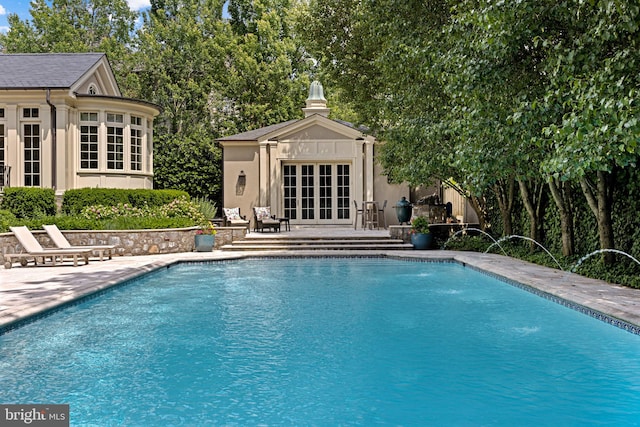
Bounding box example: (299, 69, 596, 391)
(46, 89, 57, 190)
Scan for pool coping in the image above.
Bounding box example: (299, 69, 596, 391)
(2, 250, 640, 335)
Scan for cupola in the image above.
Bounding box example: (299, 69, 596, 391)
(303, 80, 330, 117)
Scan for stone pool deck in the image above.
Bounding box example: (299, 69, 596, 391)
(2, 248, 640, 334)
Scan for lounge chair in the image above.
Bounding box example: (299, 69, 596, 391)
(222, 207, 250, 229)
(43, 224, 115, 261)
(4, 226, 91, 269)
(252, 206, 280, 232)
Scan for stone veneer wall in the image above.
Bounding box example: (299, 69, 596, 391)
(0, 226, 247, 258)
(389, 225, 413, 243)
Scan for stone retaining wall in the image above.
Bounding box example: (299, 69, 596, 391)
(1, 226, 247, 259)
(389, 225, 413, 243)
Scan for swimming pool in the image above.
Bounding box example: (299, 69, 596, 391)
(1, 257, 640, 425)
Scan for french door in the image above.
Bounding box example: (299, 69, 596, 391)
(283, 163, 351, 224)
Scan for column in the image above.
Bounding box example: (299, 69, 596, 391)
(268, 142, 279, 216)
(364, 138, 374, 201)
(258, 141, 270, 206)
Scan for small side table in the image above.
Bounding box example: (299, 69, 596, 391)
(278, 217, 290, 232)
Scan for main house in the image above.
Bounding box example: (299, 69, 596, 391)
(0, 53, 160, 194)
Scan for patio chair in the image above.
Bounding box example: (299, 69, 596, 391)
(252, 206, 281, 232)
(4, 226, 91, 269)
(222, 207, 250, 229)
(43, 224, 115, 261)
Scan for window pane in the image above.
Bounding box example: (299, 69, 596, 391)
(80, 124, 99, 169)
(107, 125, 124, 169)
(23, 124, 40, 186)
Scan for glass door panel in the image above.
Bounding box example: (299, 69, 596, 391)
(337, 164, 350, 219)
(283, 164, 297, 220)
(319, 164, 332, 220)
(301, 164, 314, 220)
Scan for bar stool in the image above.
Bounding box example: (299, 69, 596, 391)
(353, 200, 364, 229)
(363, 201, 379, 229)
(378, 200, 387, 229)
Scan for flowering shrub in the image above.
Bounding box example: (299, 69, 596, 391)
(81, 198, 208, 225)
(81, 203, 147, 220)
(196, 222, 217, 235)
(410, 215, 430, 234)
(158, 197, 205, 219)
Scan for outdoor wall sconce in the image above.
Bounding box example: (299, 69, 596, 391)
(236, 170, 246, 196)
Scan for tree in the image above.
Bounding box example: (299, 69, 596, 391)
(541, 1, 640, 262)
(136, 0, 311, 201)
(134, 0, 228, 200)
(217, 0, 311, 132)
(0, 0, 138, 90)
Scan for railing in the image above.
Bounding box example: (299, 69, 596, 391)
(0, 165, 10, 188)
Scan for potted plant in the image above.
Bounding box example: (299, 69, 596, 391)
(409, 215, 432, 250)
(194, 222, 217, 252)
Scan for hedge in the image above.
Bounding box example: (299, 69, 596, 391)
(62, 188, 190, 214)
(0, 187, 56, 218)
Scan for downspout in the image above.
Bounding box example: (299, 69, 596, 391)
(46, 89, 57, 190)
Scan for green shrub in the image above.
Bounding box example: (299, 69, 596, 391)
(80, 203, 149, 220)
(99, 216, 197, 230)
(62, 188, 189, 214)
(154, 198, 207, 222)
(0, 209, 18, 232)
(0, 187, 56, 218)
(128, 189, 189, 207)
(80, 198, 206, 228)
(20, 213, 196, 231)
(81, 198, 204, 220)
(443, 235, 494, 252)
(22, 214, 102, 231)
(192, 196, 218, 219)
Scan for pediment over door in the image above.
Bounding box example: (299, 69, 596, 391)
(279, 124, 355, 141)
(273, 122, 363, 160)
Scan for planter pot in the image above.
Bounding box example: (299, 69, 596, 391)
(411, 232, 432, 250)
(194, 234, 215, 252)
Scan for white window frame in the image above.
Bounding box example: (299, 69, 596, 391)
(106, 113, 124, 170)
(79, 112, 99, 170)
(130, 115, 143, 171)
(23, 122, 41, 187)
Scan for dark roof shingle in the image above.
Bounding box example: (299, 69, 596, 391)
(217, 117, 367, 142)
(217, 119, 300, 141)
(0, 53, 105, 89)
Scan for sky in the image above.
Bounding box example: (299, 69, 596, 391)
(0, 0, 151, 34)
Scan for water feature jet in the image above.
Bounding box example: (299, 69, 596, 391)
(442, 228, 507, 256)
(485, 235, 564, 271)
(570, 249, 640, 273)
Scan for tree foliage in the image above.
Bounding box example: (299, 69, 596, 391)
(4, 0, 640, 267)
(133, 0, 310, 201)
(302, 0, 640, 262)
(0, 0, 138, 88)
(1, 0, 312, 205)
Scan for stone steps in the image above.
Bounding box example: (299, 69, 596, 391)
(221, 235, 413, 251)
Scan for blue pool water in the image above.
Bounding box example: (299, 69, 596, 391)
(1, 258, 640, 426)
